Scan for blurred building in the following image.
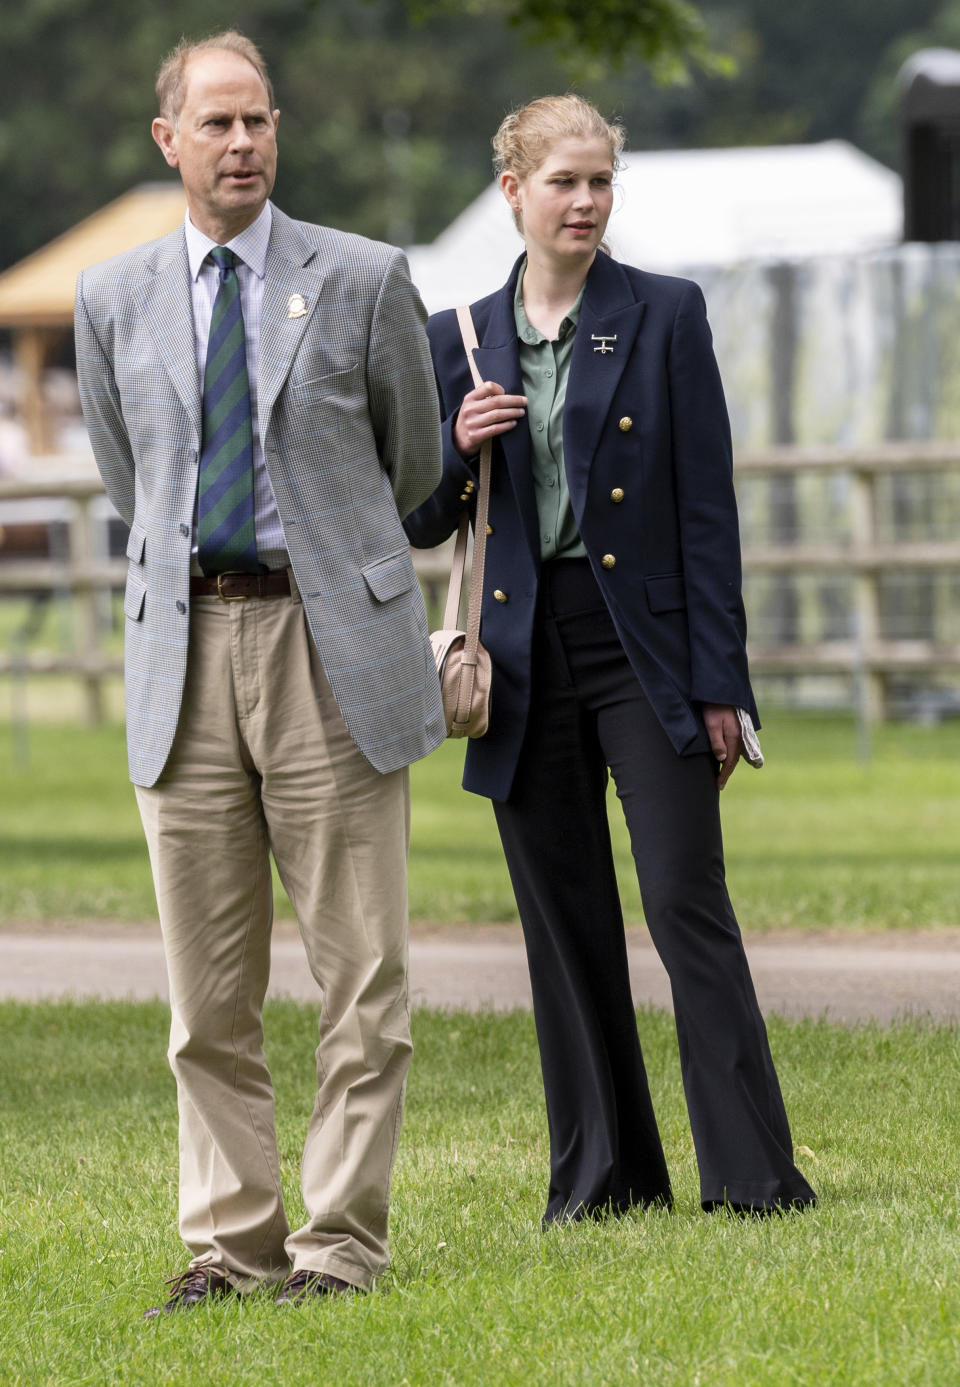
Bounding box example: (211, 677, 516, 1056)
(407, 140, 902, 314)
(0, 182, 186, 457)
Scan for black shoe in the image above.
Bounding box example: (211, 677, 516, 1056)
(276, 1269, 355, 1304)
(143, 1266, 233, 1319)
(704, 1195, 816, 1217)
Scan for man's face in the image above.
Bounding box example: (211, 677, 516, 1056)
(152, 50, 279, 242)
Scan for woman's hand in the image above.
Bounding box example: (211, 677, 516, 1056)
(702, 704, 743, 790)
(454, 381, 527, 460)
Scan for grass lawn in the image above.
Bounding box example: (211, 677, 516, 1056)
(0, 711, 957, 930)
(1, 1000, 958, 1385)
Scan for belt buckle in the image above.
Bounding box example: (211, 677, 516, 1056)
(216, 571, 249, 602)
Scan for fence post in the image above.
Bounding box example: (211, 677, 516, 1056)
(68, 492, 104, 726)
(849, 467, 883, 755)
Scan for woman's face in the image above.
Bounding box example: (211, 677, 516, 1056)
(502, 135, 615, 269)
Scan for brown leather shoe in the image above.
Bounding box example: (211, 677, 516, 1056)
(143, 1266, 233, 1319)
(276, 1269, 355, 1304)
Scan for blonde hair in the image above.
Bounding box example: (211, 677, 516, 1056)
(155, 30, 274, 126)
(493, 94, 624, 193)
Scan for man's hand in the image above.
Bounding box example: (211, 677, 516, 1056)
(702, 703, 743, 790)
(453, 381, 527, 460)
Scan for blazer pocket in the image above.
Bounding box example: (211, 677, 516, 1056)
(361, 549, 416, 604)
(126, 523, 146, 563)
(290, 361, 361, 398)
(124, 572, 146, 622)
(645, 572, 687, 613)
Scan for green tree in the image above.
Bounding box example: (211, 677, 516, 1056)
(858, 2, 960, 166)
(0, 0, 949, 275)
(403, 0, 724, 81)
(0, 0, 723, 270)
(658, 0, 946, 157)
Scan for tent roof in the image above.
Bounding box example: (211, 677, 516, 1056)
(0, 182, 186, 329)
(407, 140, 903, 314)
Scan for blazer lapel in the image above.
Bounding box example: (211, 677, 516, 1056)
(257, 207, 325, 438)
(564, 253, 646, 499)
(472, 263, 540, 559)
(133, 230, 202, 445)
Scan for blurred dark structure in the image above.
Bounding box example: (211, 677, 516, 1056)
(900, 48, 960, 241)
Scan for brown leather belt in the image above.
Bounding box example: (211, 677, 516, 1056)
(189, 570, 292, 601)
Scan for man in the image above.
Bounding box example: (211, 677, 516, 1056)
(74, 31, 444, 1315)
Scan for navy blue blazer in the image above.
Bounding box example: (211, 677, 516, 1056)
(405, 251, 759, 802)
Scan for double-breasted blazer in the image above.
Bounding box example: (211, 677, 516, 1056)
(404, 250, 758, 803)
(75, 204, 446, 787)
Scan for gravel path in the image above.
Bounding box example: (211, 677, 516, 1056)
(2, 923, 960, 1024)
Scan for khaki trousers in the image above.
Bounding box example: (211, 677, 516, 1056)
(135, 589, 412, 1291)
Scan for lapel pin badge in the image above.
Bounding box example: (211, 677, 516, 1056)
(591, 334, 618, 355)
(287, 294, 308, 320)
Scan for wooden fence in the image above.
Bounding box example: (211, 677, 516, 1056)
(735, 441, 960, 723)
(0, 472, 125, 723)
(2, 442, 960, 725)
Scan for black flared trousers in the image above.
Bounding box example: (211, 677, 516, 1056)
(492, 559, 815, 1222)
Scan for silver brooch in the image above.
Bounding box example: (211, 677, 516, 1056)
(591, 334, 617, 355)
(287, 294, 308, 320)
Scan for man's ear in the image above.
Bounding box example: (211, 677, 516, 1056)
(152, 117, 179, 169)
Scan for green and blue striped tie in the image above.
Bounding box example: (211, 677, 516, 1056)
(197, 247, 258, 574)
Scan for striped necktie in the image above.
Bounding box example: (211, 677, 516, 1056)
(197, 247, 259, 574)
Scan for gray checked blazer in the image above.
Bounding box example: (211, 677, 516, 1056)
(75, 204, 446, 787)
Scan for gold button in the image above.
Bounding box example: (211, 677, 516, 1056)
(610, 488, 624, 503)
(486, 523, 494, 535)
(459, 493, 470, 502)
(494, 589, 508, 603)
(618, 417, 633, 433)
(601, 554, 616, 569)
(465, 479, 475, 491)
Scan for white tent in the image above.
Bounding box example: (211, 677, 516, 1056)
(407, 140, 902, 313)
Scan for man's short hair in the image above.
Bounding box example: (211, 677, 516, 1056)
(156, 30, 274, 126)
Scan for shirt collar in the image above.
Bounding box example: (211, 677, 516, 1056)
(513, 257, 584, 345)
(184, 201, 273, 282)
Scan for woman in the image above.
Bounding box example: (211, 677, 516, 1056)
(405, 96, 815, 1222)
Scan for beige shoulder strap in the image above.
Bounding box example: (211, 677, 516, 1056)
(440, 308, 491, 648)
